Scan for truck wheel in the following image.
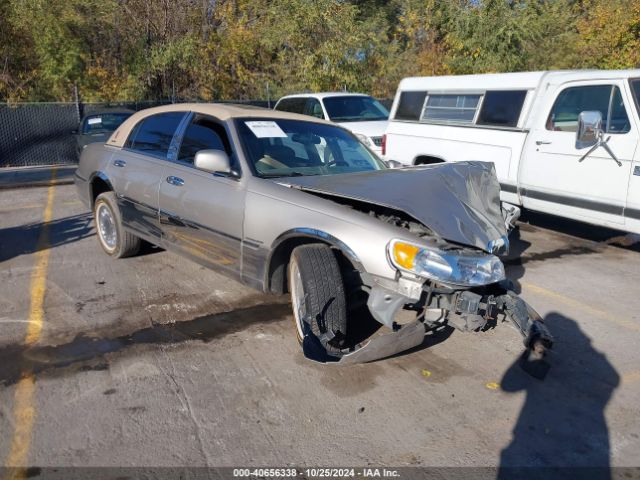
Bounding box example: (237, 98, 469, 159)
(94, 192, 141, 258)
(288, 244, 348, 355)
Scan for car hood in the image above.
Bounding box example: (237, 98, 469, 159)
(277, 161, 507, 253)
(336, 120, 388, 138)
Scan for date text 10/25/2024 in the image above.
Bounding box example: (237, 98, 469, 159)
(233, 468, 400, 478)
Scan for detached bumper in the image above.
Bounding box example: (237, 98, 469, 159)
(302, 279, 553, 377)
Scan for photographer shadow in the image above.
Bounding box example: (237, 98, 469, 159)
(498, 313, 619, 480)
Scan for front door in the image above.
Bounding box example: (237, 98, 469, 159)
(158, 113, 245, 276)
(520, 81, 637, 225)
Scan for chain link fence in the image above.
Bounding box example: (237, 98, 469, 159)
(0, 99, 391, 168)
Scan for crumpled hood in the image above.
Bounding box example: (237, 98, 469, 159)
(278, 161, 507, 253)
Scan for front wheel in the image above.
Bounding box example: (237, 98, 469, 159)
(94, 192, 141, 258)
(288, 244, 348, 355)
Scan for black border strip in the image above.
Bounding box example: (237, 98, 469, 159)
(520, 187, 624, 216)
(499, 182, 518, 194)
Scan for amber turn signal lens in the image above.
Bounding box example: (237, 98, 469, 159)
(392, 242, 420, 270)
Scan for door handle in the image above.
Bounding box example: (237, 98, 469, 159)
(113, 159, 126, 167)
(535, 140, 552, 146)
(166, 176, 184, 186)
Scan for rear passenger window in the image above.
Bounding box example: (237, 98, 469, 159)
(275, 98, 307, 114)
(477, 90, 527, 127)
(547, 85, 630, 133)
(394, 91, 427, 121)
(177, 114, 231, 165)
(422, 94, 481, 123)
(127, 112, 185, 157)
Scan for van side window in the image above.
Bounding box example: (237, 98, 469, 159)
(275, 98, 307, 114)
(127, 112, 186, 157)
(177, 114, 231, 165)
(477, 90, 527, 127)
(630, 79, 640, 114)
(422, 94, 481, 123)
(305, 98, 325, 119)
(394, 91, 427, 121)
(546, 85, 630, 134)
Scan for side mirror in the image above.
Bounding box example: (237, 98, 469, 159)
(385, 159, 404, 169)
(576, 111, 603, 149)
(194, 149, 232, 174)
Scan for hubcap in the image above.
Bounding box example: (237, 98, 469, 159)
(96, 203, 117, 251)
(290, 260, 307, 339)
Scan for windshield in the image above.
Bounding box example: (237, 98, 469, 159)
(235, 118, 386, 178)
(82, 113, 132, 134)
(322, 96, 389, 123)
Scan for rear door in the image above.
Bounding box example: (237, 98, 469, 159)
(520, 81, 637, 225)
(158, 113, 246, 277)
(107, 111, 187, 242)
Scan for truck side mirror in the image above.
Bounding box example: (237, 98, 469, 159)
(576, 111, 603, 149)
(194, 149, 232, 174)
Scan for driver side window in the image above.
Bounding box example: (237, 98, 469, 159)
(546, 85, 630, 134)
(177, 114, 231, 165)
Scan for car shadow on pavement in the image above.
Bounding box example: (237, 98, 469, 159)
(504, 226, 603, 294)
(520, 211, 640, 253)
(498, 312, 619, 480)
(0, 301, 292, 388)
(0, 212, 93, 262)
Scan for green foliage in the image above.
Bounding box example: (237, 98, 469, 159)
(0, 0, 639, 102)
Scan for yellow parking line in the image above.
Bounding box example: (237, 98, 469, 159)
(623, 370, 640, 385)
(522, 282, 640, 333)
(3, 172, 56, 478)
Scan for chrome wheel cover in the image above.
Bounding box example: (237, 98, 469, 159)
(96, 203, 117, 251)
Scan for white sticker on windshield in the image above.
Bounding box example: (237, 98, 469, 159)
(245, 121, 287, 138)
(87, 117, 102, 125)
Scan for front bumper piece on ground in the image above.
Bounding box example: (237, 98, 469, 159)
(301, 285, 553, 379)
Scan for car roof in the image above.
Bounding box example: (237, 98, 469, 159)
(277, 92, 372, 101)
(107, 103, 334, 148)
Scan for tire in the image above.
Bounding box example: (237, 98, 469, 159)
(94, 192, 141, 258)
(288, 244, 348, 355)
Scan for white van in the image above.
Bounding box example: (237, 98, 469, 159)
(384, 70, 640, 234)
(274, 93, 389, 155)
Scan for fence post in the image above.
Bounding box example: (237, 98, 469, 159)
(73, 83, 82, 122)
(266, 81, 271, 108)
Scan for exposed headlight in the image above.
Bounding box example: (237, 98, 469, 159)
(388, 239, 505, 287)
(355, 133, 373, 147)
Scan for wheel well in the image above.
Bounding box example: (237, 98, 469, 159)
(266, 237, 357, 295)
(91, 176, 112, 207)
(414, 155, 445, 166)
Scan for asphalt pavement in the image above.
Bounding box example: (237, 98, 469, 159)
(0, 183, 639, 477)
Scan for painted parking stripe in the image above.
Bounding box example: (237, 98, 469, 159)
(522, 281, 640, 333)
(3, 171, 56, 479)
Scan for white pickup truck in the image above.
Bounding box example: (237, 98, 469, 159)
(384, 70, 640, 234)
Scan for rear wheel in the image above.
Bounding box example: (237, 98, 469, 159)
(288, 244, 348, 355)
(94, 192, 141, 258)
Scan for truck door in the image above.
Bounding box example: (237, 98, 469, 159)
(520, 81, 637, 226)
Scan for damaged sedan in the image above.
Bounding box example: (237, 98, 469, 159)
(74, 104, 552, 372)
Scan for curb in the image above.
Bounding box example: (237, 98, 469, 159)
(0, 165, 77, 190)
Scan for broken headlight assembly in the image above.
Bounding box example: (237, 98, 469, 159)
(388, 239, 506, 287)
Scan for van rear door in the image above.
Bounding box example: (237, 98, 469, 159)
(519, 80, 637, 226)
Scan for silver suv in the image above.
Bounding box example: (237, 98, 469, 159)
(75, 104, 552, 370)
